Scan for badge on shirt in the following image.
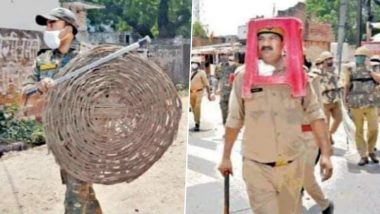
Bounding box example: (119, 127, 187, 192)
(39, 63, 58, 71)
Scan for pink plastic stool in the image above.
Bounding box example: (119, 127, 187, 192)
(242, 17, 307, 98)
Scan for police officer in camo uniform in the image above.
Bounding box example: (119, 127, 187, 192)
(219, 56, 238, 125)
(23, 7, 102, 214)
(319, 51, 343, 144)
(342, 46, 380, 166)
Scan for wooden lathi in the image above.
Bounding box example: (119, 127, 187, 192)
(43, 45, 182, 184)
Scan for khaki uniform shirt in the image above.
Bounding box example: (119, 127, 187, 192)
(190, 69, 209, 91)
(226, 65, 325, 163)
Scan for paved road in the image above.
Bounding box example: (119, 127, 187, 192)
(186, 95, 380, 214)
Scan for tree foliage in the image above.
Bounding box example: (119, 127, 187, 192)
(63, 0, 191, 38)
(306, 0, 380, 44)
(0, 104, 45, 146)
(192, 21, 208, 38)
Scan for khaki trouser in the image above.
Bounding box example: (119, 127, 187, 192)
(242, 155, 306, 214)
(304, 135, 330, 210)
(63, 171, 102, 214)
(190, 91, 203, 124)
(323, 101, 342, 135)
(351, 107, 378, 157)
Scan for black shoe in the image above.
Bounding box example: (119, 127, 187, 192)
(322, 201, 334, 214)
(194, 124, 200, 132)
(369, 153, 379, 164)
(358, 157, 369, 166)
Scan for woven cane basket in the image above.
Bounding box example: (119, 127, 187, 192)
(43, 45, 182, 185)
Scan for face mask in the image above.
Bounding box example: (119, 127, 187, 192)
(43, 30, 61, 49)
(191, 63, 199, 70)
(355, 56, 366, 65)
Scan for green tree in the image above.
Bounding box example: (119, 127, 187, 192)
(306, 0, 380, 44)
(60, 0, 191, 38)
(192, 21, 207, 38)
(157, 0, 192, 38)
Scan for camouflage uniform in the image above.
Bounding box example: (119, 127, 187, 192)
(344, 65, 380, 159)
(219, 63, 237, 125)
(319, 67, 342, 136)
(23, 42, 102, 214)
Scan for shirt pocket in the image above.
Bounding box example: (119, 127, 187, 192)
(244, 89, 266, 120)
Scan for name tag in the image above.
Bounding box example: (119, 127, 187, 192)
(251, 88, 263, 93)
(39, 63, 57, 71)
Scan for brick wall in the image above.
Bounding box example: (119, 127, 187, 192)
(277, 2, 335, 61)
(0, 28, 42, 105)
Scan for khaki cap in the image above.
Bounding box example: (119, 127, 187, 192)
(319, 51, 333, 62)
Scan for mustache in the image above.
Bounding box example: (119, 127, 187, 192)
(261, 46, 273, 51)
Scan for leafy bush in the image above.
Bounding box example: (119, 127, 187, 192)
(0, 103, 45, 146)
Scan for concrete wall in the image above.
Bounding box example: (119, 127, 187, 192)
(0, 0, 59, 31)
(149, 39, 190, 87)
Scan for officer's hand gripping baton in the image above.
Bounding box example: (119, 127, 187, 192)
(25, 36, 152, 96)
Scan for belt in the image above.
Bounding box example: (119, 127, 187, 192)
(301, 124, 312, 132)
(190, 88, 203, 93)
(254, 159, 294, 167)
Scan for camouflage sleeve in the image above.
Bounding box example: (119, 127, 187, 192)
(303, 83, 325, 122)
(22, 61, 40, 94)
(225, 66, 245, 129)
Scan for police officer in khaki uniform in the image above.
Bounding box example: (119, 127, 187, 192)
(190, 57, 214, 131)
(22, 8, 102, 214)
(315, 57, 324, 70)
(218, 27, 333, 214)
(319, 51, 343, 144)
(342, 46, 380, 166)
(303, 63, 334, 213)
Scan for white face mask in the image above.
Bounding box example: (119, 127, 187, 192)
(43, 30, 61, 49)
(191, 63, 199, 70)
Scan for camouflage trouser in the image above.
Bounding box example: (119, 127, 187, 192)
(219, 99, 229, 125)
(63, 171, 102, 214)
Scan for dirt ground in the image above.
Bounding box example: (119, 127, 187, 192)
(0, 97, 189, 214)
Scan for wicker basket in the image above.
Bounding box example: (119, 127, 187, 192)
(43, 45, 182, 184)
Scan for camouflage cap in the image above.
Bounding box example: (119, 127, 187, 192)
(36, 7, 78, 34)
